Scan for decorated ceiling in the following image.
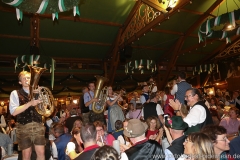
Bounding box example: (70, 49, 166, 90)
(0, 0, 240, 98)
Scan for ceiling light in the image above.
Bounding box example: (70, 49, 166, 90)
(223, 23, 236, 31)
(166, 0, 178, 12)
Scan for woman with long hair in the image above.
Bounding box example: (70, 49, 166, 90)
(181, 132, 216, 160)
(106, 86, 125, 133)
(66, 127, 83, 159)
(145, 116, 163, 143)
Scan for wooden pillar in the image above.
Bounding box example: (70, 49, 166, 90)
(30, 14, 40, 48)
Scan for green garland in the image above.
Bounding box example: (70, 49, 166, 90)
(198, 9, 240, 43)
(2, 0, 80, 14)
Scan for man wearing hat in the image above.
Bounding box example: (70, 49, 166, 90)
(120, 119, 164, 160)
(164, 116, 188, 160)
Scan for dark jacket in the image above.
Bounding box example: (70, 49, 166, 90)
(125, 139, 164, 160)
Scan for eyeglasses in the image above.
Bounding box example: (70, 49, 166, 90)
(184, 95, 193, 99)
(216, 137, 228, 142)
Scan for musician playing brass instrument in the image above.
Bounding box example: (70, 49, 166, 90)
(9, 71, 45, 160)
(148, 77, 157, 93)
(84, 82, 105, 124)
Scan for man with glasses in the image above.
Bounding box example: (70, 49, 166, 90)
(169, 88, 213, 135)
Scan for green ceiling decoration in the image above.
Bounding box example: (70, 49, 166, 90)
(2, 0, 80, 21)
(198, 9, 240, 44)
(14, 54, 56, 89)
(193, 63, 218, 75)
(125, 59, 157, 75)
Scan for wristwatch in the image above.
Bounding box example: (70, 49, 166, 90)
(174, 110, 180, 113)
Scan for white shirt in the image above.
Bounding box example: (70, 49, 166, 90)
(152, 86, 158, 93)
(51, 142, 58, 159)
(170, 84, 178, 96)
(142, 104, 164, 118)
(66, 142, 76, 155)
(183, 104, 206, 127)
(9, 88, 30, 115)
(165, 149, 175, 160)
(120, 152, 129, 160)
(107, 96, 117, 101)
(49, 134, 56, 141)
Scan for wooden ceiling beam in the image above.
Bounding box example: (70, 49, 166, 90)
(0, 34, 111, 46)
(131, 45, 168, 51)
(0, 34, 30, 40)
(0, 6, 122, 27)
(158, 0, 225, 89)
(39, 37, 111, 46)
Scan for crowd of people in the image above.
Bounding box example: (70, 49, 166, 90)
(0, 71, 240, 160)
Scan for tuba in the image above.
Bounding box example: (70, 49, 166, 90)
(28, 65, 55, 117)
(92, 75, 108, 114)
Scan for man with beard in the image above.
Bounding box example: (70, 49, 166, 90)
(169, 88, 213, 135)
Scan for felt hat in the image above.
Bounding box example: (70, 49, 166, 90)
(167, 116, 188, 130)
(123, 119, 148, 138)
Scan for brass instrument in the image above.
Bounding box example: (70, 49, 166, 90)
(28, 65, 55, 117)
(92, 75, 108, 114)
(148, 80, 156, 92)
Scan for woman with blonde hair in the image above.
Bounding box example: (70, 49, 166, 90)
(180, 132, 216, 160)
